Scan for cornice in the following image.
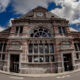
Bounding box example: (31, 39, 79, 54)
(12, 18, 68, 24)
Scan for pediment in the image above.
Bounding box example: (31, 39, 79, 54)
(17, 7, 62, 20)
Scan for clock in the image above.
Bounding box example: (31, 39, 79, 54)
(37, 12, 44, 17)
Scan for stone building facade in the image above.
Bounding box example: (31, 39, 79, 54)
(0, 7, 80, 74)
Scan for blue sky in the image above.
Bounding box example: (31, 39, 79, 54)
(0, 0, 80, 31)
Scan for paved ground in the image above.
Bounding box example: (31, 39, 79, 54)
(0, 71, 80, 80)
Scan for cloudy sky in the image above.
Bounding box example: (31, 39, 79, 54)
(0, 0, 80, 31)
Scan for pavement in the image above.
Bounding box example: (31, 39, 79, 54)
(0, 70, 80, 80)
(0, 69, 80, 78)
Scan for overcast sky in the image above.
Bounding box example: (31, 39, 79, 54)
(0, 0, 80, 31)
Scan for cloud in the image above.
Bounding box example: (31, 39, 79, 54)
(8, 18, 14, 27)
(12, 0, 48, 14)
(0, 0, 10, 13)
(0, 26, 5, 32)
(12, 0, 80, 25)
(51, 0, 80, 24)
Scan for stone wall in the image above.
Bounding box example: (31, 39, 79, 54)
(20, 63, 58, 74)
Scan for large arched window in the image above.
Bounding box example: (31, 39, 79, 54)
(30, 27, 52, 38)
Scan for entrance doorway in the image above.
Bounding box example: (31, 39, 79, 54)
(10, 54, 19, 73)
(63, 53, 73, 71)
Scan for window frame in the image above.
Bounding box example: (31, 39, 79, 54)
(15, 26, 23, 34)
(58, 27, 66, 34)
(28, 43, 55, 63)
(74, 43, 80, 51)
(30, 28, 52, 38)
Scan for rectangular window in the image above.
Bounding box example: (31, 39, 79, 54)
(39, 56, 44, 62)
(74, 43, 80, 51)
(58, 27, 62, 34)
(0, 43, 7, 52)
(74, 43, 78, 51)
(15, 26, 23, 34)
(28, 44, 33, 53)
(0, 54, 1, 60)
(62, 27, 66, 33)
(58, 27, 66, 34)
(76, 53, 79, 59)
(3, 43, 7, 52)
(50, 44, 54, 53)
(0, 43, 3, 51)
(0, 53, 5, 60)
(28, 43, 55, 63)
(34, 56, 39, 62)
(20, 26, 23, 33)
(34, 44, 38, 53)
(2, 54, 5, 60)
(15, 26, 19, 34)
(45, 44, 49, 53)
(45, 56, 49, 62)
(51, 56, 54, 62)
(28, 56, 32, 62)
(78, 43, 80, 51)
(39, 44, 44, 53)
